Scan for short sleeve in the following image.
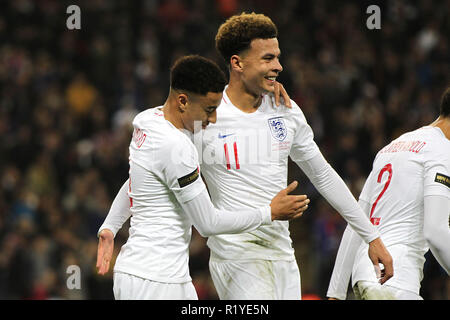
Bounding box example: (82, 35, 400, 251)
(423, 145, 450, 199)
(288, 100, 321, 162)
(161, 136, 206, 204)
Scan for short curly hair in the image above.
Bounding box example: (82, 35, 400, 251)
(215, 12, 278, 64)
(170, 55, 226, 95)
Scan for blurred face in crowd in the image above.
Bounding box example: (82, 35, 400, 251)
(178, 91, 222, 132)
(233, 38, 283, 96)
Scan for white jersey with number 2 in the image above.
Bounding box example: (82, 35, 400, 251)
(352, 126, 450, 293)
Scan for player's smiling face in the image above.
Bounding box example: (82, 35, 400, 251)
(238, 38, 283, 95)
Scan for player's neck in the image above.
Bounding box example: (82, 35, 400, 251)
(162, 97, 184, 130)
(430, 116, 450, 140)
(226, 79, 262, 113)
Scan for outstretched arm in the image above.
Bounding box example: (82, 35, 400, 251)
(295, 153, 379, 243)
(295, 153, 393, 284)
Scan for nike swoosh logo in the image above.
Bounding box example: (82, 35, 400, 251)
(218, 133, 235, 139)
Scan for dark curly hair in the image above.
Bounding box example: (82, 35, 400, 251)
(170, 55, 226, 95)
(440, 86, 450, 117)
(215, 12, 278, 65)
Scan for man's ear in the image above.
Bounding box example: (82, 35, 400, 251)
(178, 93, 188, 112)
(230, 55, 244, 72)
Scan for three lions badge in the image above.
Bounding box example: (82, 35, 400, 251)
(268, 117, 287, 141)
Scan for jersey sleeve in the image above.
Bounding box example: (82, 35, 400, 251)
(180, 188, 271, 237)
(97, 178, 132, 238)
(423, 143, 450, 199)
(128, 125, 154, 172)
(423, 195, 450, 274)
(161, 136, 206, 204)
(288, 100, 321, 162)
(423, 140, 450, 275)
(294, 152, 380, 243)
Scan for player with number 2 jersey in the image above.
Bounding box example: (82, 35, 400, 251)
(327, 88, 450, 300)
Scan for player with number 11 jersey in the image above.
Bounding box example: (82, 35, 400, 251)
(201, 89, 318, 261)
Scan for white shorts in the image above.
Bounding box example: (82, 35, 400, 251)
(354, 281, 423, 300)
(209, 258, 301, 300)
(113, 272, 198, 300)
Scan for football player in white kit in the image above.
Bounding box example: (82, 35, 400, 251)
(96, 55, 310, 300)
(199, 12, 393, 299)
(98, 14, 394, 300)
(327, 87, 450, 300)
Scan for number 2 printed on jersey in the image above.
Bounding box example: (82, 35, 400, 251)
(370, 163, 393, 226)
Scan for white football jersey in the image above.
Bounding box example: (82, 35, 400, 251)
(113, 107, 205, 283)
(199, 90, 320, 260)
(352, 126, 450, 293)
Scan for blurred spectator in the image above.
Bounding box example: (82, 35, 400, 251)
(66, 73, 98, 116)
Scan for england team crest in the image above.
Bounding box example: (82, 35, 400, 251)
(268, 117, 287, 141)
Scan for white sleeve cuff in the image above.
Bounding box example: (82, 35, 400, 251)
(260, 205, 272, 226)
(97, 225, 117, 238)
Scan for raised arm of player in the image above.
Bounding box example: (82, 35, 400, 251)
(295, 153, 393, 284)
(424, 195, 450, 274)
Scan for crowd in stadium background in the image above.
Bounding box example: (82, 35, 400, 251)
(0, 0, 448, 299)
